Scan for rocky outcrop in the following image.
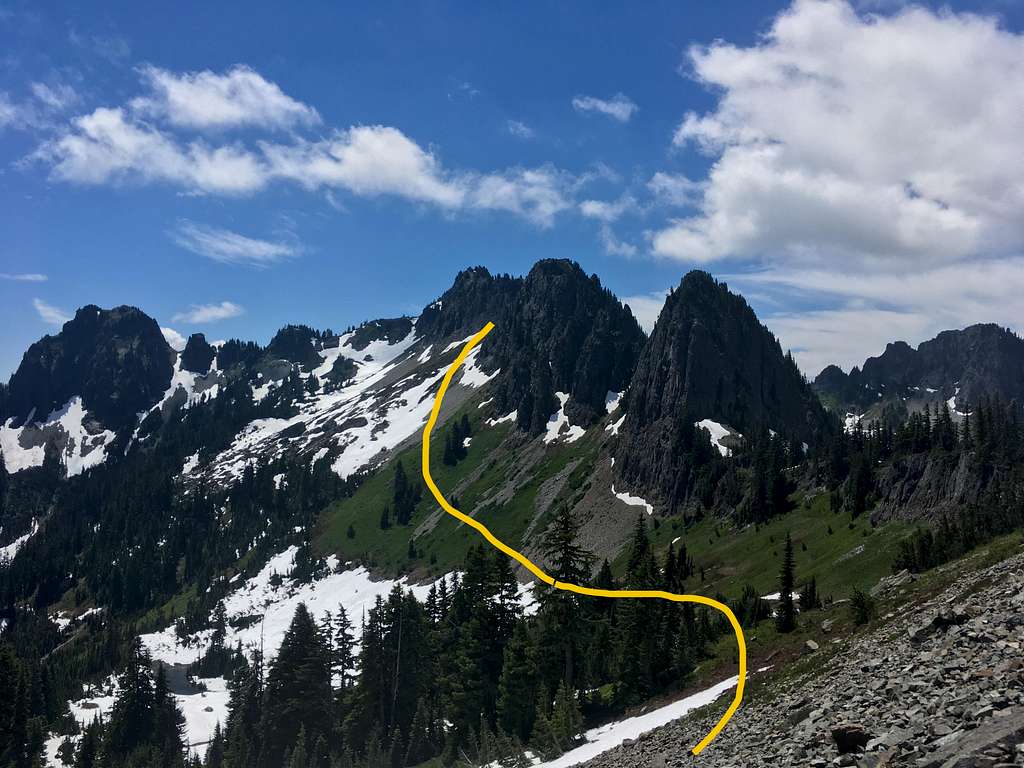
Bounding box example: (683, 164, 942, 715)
(814, 324, 1024, 415)
(266, 325, 323, 368)
(577, 549, 1024, 767)
(346, 318, 413, 351)
(180, 333, 216, 374)
(417, 260, 645, 434)
(3, 305, 174, 430)
(615, 271, 833, 508)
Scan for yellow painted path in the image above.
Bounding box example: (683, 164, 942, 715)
(421, 322, 746, 756)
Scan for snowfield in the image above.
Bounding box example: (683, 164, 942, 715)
(1, 397, 116, 476)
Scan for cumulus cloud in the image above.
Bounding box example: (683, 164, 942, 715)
(132, 65, 320, 131)
(1, 273, 47, 282)
(579, 194, 637, 223)
(170, 220, 300, 266)
(161, 326, 187, 351)
(469, 166, 574, 228)
(172, 301, 245, 324)
(32, 66, 579, 227)
(33, 298, 70, 325)
(264, 126, 466, 207)
(35, 107, 267, 194)
(653, 0, 1024, 267)
(572, 93, 638, 122)
(647, 172, 703, 208)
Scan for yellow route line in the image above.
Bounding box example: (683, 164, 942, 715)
(421, 322, 746, 756)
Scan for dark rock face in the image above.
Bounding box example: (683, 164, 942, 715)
(180, 333, 216, 374)
(3, 305, 174, 431)
(486, 260, 645, 433)
(266, 325, 322, 368)
(616, 271, 832, 505)
(346, 318, 414, 351)
(415, 266, 520, 342)
(814, 324, 1024, 413)
(418, 261, 645, 434)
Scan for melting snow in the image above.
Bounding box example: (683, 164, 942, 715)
(530, 674, 745, 768)
(695, 419, 735, 457)
(487, 410, 518, 426)
(844, 412, 863, 433)
(605, 414, 625, 436)
(1, 397, 115, 476)
(544, 393, 585, 444)
(611, 484, 653, 515)
(459, 347, 499, 388)
(1, 519, 39, 562)
(604, 391, 623, 412)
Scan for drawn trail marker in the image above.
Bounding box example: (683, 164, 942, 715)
(421, 322, 747, 756)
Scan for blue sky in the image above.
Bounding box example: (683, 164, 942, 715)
(3, 0, 1024, 380)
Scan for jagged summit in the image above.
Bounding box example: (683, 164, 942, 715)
(2, 304, 173, 430)
(813, 323, 1024, 418)
(614, 270, 833, 510)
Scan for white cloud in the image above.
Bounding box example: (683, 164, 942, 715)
(468, 166, 574, 228)
(622, 291, 667, 333)
(161, 326, 187, 351)
(170, 220, 299, 266)
(172, 301, 245, 324)
(33, 66, 580, 228)
(597, 224, 637, 257)
(133, 65, 320, 131)
(647, 172, 703, 208)
(33, 298, 70, 325)
(506, 119, 535, 140)
(264, 126, 466, 207)
(579, 194, 636, 223)
(30, 82, 78, 111)
(36, 107, 268, 195)
(652, 0, 1024, 266)
(733, 257, 1024, 374)
(572, 93, 638, 122)
(0, 273, 47, 282)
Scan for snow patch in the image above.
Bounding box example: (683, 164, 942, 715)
(460, 347, 499, 388)
(611, 484, 653, 516)
(543, 392, 585, 444)
(1, 519, 39, 562)
(487, 410, 518, 427)
(605, 414, 625, 436)
(604, 391, 623, 412)
(530, 674, 744, 768)
(695, 419, 735, 457)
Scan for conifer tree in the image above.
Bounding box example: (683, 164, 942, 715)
(496, 622, 538, 741)
(332, 606, 355, 690)
(776, 533, 797, 633)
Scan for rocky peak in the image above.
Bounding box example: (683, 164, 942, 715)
(615, 271, 831, 508)
(180, 333, 216, 374)
(414, 266, 520, 343)
(486, 259, 645, 432)
(2, 304, 174, 431)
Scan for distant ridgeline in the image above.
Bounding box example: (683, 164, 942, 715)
(0, 259, 1023, 768)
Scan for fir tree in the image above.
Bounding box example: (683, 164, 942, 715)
(776, 533, 797, 633)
